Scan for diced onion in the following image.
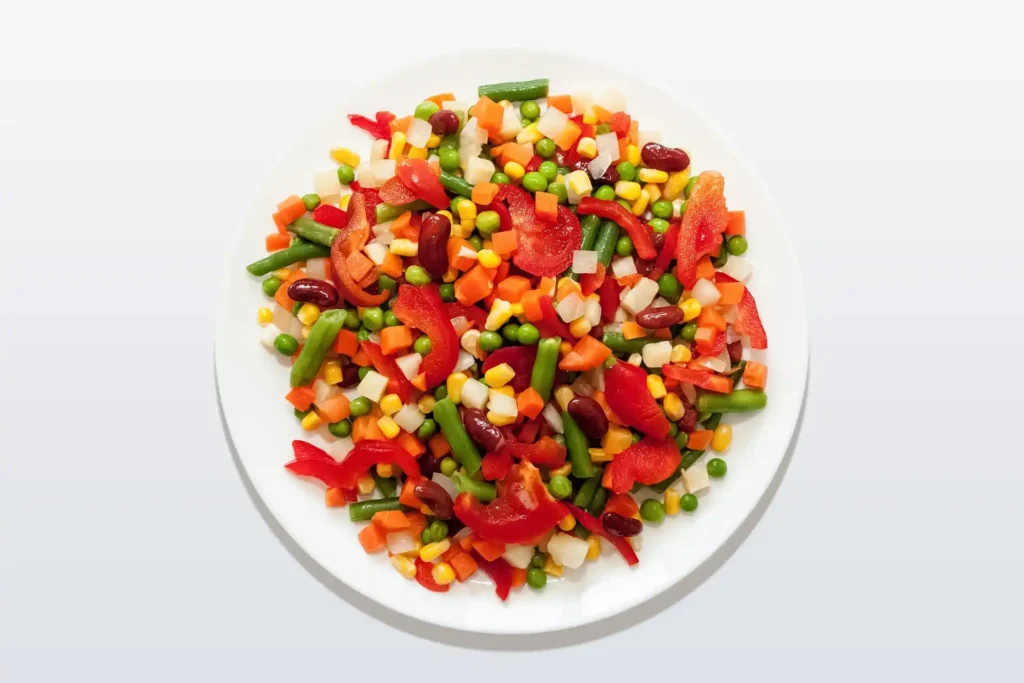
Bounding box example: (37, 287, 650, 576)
(464, 157, 495, 185)
(357, 370, 388, 402)
(596, 88, 626, 113)
(366, 332, 381, 344)
(570, 90, 593, 114)
(394, 404, 426, 433)
(621, 278, 659, 315)
(460, 378, 489, 410)
(502, 544, 536, 569)
(542, 403, 564, 434)
(582, 365, 605, 392)
(272, 304, 295, 334)
(386, 530, 419, 556)
(719, 256, 752, 283)
(570, 376, 595, 397)
(499, 104, 524, 141)
(557, 292, 586, 322)
(487, 392, 518, 418)
(680, 382, 697, 404)
(587, 151, 613, 180)
(572, 250, 598, 274)
(584, 297, 601, 326)
(723, 306, 739, 325)
(372, 220, 394, 238)
(642, 340, 673, 368)
(306, 257, 327, 281)
(611, 256, 637, 277)
(355, 164, 376, 189)
(406, 117, 432, 148)
(691, 278, 721, 307)
(370, 139, 389, 162)
(260, 323, 282, 351)
(313, 379, 339, 406)
(627, 352, 643, 366)
(454, 349, 475, 372)
(536, 106, 569, 140)
(442, 100, 469, 118)
(394, 353, 422, 380)
(371, 159, 396, 183)
(547, 532, 589, 569)
(363, 242, 388, 265)
(314, 170, 342, 199)
(595, 132, 620, 161)
(696, 355, 728, 373)
(451, 316, 471, 337)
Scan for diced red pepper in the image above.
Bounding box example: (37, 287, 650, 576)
(472, 552, 514, 601)
(377, 176, 418, 205)
(444, 301, 489, 331)
(351, 183, 383, 226)
(329, 193, 388, 307)
(480, 345, 537, 392)
(453, 461, 567, 545)
(609, 111, 631, 138)
(360, 340, 416, 402)
(662, 364, 733, 394)
(499, 185, 581, 278)
(415, 557, 450, 592)
(347, 111, 396, 140)
(603, 361, 671, 438)
(397, 159, 449, 210)
(564, 503, 639, 566)
(284, 439, 420, 490)
(481, 451, 513, 481)
(576, 197, 657, 260)
(312, 203, 349, 229)
(650, 220, 679, 280)
(525, 155, 542, 173)
(536, 295, 575, 340)
(579, 262, 606, 296)
(391, 284, 459, 389)
(716, 272, 767, 349)
(598, 275, 621, 323)
(503, 436, 567, 469)
(677, 172, 728, 287)
(605, 436, 681, 494)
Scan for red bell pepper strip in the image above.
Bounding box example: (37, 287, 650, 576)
(605, 436, 681, 494)
(415, 557, 450, 592)
(360, 340, 416, 402)
(480, 345, 537, 392)
(525, 155, 542, 173)
(391, 284, 459, 389)
(677, 172, 728, 287)
(312, 203, 349, 230)
(347, 111, 396, 140)
(285, 438, 420, 490)
(662, 364, 733, 394)
(481, 451, 513, 481)
(715, 273, 767, 349)
(564, 503, 639, 567)
(453, 461, 567, 544)
(579, 262, 606, 296)
(291, 439, 333, 462)
(503, 436, 567, 469)
(472, 552, 513, 601)
(397, 159, 449, 210)
(598, 275, 621, 323)
(329, 193, 389, 307)
(499, 185, 580, 277)
(649, 221, 679, 280)
(350, 183, 383, 226)
(577, 197, 657, 260)
(377, 176, 418, 205)
(444, 301, 489, 331)
(604, 361, 671, 438)
(537, 295, 574, 340)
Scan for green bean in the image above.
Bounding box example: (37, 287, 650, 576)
(587, 487, 608, 517)
(573, 472, 603, 508)
(290, 309, 347, 388)
(288, 216, 340, 248)
(601, 332, 661, 354)
(696, 389, 767, 413)
(530, 337, 561, 402)
(729, 360, 747, 388)
(348, 497, 402, 522)
(702, 413, 723, 430)
(376, 199, 431, 224)
(477, 78, 550, 102)
(592, 219, 620, 267)
(568, 215, 602, 280)
(433, 398, 482, 475)
(372, 472, 397, 498)
(439, 170, 474, 198)
(452, 472, 497, 502)
(245, 241, 330, 276)
(562, 412, 596, 479)
(651, 448, 706, 494)
(680, 448, 705, 470)
(649, 470, 680, 494)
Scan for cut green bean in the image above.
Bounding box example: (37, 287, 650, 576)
(680, 448, 705, 471)
(593, 219, 620, 267)
(601, 332, 661, 354)
(562, 412, 596, 479)
(376, 199, 431, 224)
(452, 472, 497, 502)
(702, 413, 723, 430)
(348, 497, 402, 522)
(372, 472, 397, 498)
(573, 472, 603, 508)
(439, 170, 474, 198)
(290, 309, 347, 388)
(729, 360, 747, 388)
(477, 78, 550, 102)
(433, 398, 482, 475)
(245, 241, 330, 276)
(530, 337, 561, 402)
(288, 216, 340, 248)
(587, 487, 608, 517)
(696, 389, 768, 414)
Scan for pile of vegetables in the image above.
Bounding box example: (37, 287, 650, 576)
(246, 78, 769, 599)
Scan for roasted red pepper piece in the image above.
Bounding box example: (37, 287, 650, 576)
(576, 197, 657, 260)
(453, 461, 567, 544)
(481, 451, 513, 481)
(415, 557, 450, 592)
(377, 176, 418, 205)
(499, 185, 581, 277)
(598, 275, 621, 323)
(662, 364, 733, 394)
(650, 221, 679, 280)
(347, 111, 396, 140)
(480, 345, 537, 392)
(312, 203, 349, 230)
(285, 439, 420, 490)
(536, 295, 575, 340)
(397, 159, 449, 210)
(360, 341, 416, 402)
(605, 436, 681, 494)
(604, 361, 671, 438)
(291, 440, 333, 462)
(524, 155, 542, 173)
(715, 272, 767, 349)
(579, 263, 606, 296)
(677, 172, 728, 287)
(472, 552, 513, 601)
(391, 284, 459, 389)
(444, 301, 489, 331)
(503, 436, 567, 469)
(564, 503, 639, 566)
(329, 193, 388, 307)
(350, 183, 383, 226)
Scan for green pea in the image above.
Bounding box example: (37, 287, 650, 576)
(337, 164, 355, 185)
(434, 385, 448, 401)
(546, 182, 568, 205)
(415, 100, 440, 120)
(292, 301, 303, 316)
(343, 310, 361, 330)
(328, 419, 352, 438)
(526, 566, 547, 589)
(595, 123, 611, 135)
(361, 307, 384, 331)
(357, 327, 370, 342)
(262, 276, 282, 297)
(553, 433, 566, 447)
(593, 185, 616, 201)
(301, 193, 321, 211)
(556, 166, 571, 177)
(439, 283, 456, 302)
(516, 323, 540, 345)
(414, 335, 432, 355)
(467, 235, 483, 251)
(684, 176, 699, 198)
(294, 407, 311, 420)
(616, 198, 633, 211)
(657, 273, 681, 304)
(707, 458, 727, 478)
(428, 520, 449, 543)
(273, 334, 298, 356)
(650, 200, 673, 219)
(648, 218, 670, 234)
(640, 499, 666, 523)
(616, 161, 637, 181)
(477, 210, 501, 236)
(349, 397, 371, 417)
(421, 529, 432, 544)
(675, 431, 690, 450)
(478, 330, 503, 352)
(383, 310, 400, 327)
(439, 134, 459, 150)
(727, 235, 748, 256)
(537, 160, 558, 181)
(440, 456, 457, 476)
(680, 322, 698, 342)
(631, 433, 643, 444)
(678, 200, 687, 215)
(377, 274, 397, 293)
(502, 323, 521, 343)
(417, 418, 437, 440)
(450, 196, 467, 214)
(531, 552, 546, 568)
(520, 100, 541, 120)
(405, 265, 432, 286)
(535, 138, 556, 158)
(490, 171, 511, 185)
(615, 235, 634, 257)
(439, 147, 460, 172)
(603, 357, 617, 370)
(522, 172, 548, 193)
(680, 493, 698, 512)
(358, 366, 370, 380)
(548, 475, 572, 499)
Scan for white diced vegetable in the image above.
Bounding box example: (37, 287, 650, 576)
(313, 379, 340, 406)
(613, 306, 628, 323)
(570, 90, 593, 114)
(460, 329, 481, 358)
(370, 139, 389, 162)
(456, 245, 478, 262)
(627, 352, 643, 366)
(443, 100, 469, 118)
(386, 530, 419, 555)
(363, 242, 389, 265)
(542, 403, 564, 434)
(557, 292, 586, 322)
(547, 533, 589, 569)
(502, 544, 536, 569)
(570, 376, 595, 397)
(651, 296, 671, 309)
(692, 278, 721, 307)
(671, 198, 684, 218)
(394, 404, 426, 433)
(487, 392, 518, 418)
(696, 354, 729, 373)
(582, 365, 605, 391)
(723, 306, 739, 325)
(461, 117, 488, 146)
(394, 353, 422, 380)
(305, 257, 327, 281)
(357, 370, 389, 403)
(642, 340, 673, 368)
(595, 132, 620, 161)
(260, 323, 282, 351)
(638, 130, 661, 147)
(597, 88, 626, 113)
(372, 220, 393, 239)
(460, 378, 489, 410)
(587, 152, 613, 181)
(454, 350, 476, 373)
(314, 170, 342, 199)
(271, 304, 294, 334)
(611, 256, 637, 278)
(536, 106, 569, 140)
(720, 256, 752, 283)
(684, 464, 710, 494)
(584, 297, 601, 326)
(572, 250, 598, 274)
(431, 472, 458, 501)
(499, 104, 523, 141)
(464, 157, 496, 185)
(372, 159, 396, 183)
(355, 164, 376, 189)
(406, 117, 432, 148)
(621, 277, 659, 315)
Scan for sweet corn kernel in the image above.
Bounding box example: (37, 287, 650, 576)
(567, 170, 593, 198)
(417, 395, 436, 413)
(388, 132, 406, 160)
(483, 363, 516, 388)
(357, 475, 376, 495)
(560, 340, 574, 356)
(379, 394, 402, 416)
(447, 373, 468, 403)
(436, 209, 454, 222)
(549, 463, 573, 477)
(330, 147, 361, 167)
(555, 173, 565, 183)
(663, 393, 685, 421)
(257, 307, 273, 325)
(271, 268, 292, 280)
(679, 298, 702, 322)
(300, 411, 322, 431)
(504, 161, 525, 180)
(516, 122, 543, 144)
(631, 189, 650, 216)
(670, 344, 693, 363)
(543, 555, 563, 577)
(664, 489, 681, 516)
(489, 385, 515, 398)
(638, 168, 669, 184)
(323, 361, 343, 385)
(712, 424, 733, 452)
(407, 146, 428, 160)
(426, 134, 441, 149)
(586, 536, 602, 560)
(589, 447, 612, 463)
(569, 316, 592, 337)
(376, 463, 395, 478)
(432, 562, 456, 585)
(487, 411, 517, 427)
(626, 144, 641, 166)
(390, 554, 417, 579)
(662, 169, 690, 201)
(554, 385, 575, 412)
(300, 325, 312, 340)
(602, 426, 633, 456)
(614, 181, 642, 201)
(558, 514, 577, 531)
(443, 267, 459, 282)
(582, 106, 598, 125)
(509, 302, 524, 317)
(478, 249, 501, 269)
(339, 194, 351, 210)
(451, 221, 474, 238)
(457, 199, 477, 221)
(389, 238, 419, 257)
(419, 539, 451, 562)
(296, 303, 320, 326)
(576, 136, 598, 159)
(647, 375, 667, 399)
(644, 183, 662, 203)
(377, 416, 401, 439)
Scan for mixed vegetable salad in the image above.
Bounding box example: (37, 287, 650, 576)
(246, 78, 768, 599)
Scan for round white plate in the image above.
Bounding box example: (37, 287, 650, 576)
(215, 49, 808, 635)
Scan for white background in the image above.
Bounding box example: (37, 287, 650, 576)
(2, 1, 1023, 680)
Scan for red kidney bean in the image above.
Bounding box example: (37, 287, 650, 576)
(419, 212, 451, 278)
(590, 324, 604, 340)
(287, 278, 339, 308)
(567, 396, 608, 440)
(461, 408, 508, 453)
(594, 165, 619, 186)
(418, 452, 443, 478)
(678, 407, 698, 433)
(339, 363, 361, 388)
(428, 110, 459, 136)
(413, 480, 454, 520)
(651, 231, 666, 252)
(727, 340, 743, 364)
(635, 305, 684, 329)
(640, 143, 690, 173)
(601, 512, 643, 537)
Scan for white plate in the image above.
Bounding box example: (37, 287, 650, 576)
(215, 49, 808, 635)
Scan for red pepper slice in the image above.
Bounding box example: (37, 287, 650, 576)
(291, 440, 333, 462)
(480, 345, 537, 392)
(391, 284, 459, 389)
(579, 262, 606, 296)
(499, 185, 580, 277)
(524, 155, 542, 173)
(330, 193, 389, 307)
(360, 340, 416, 402)
(472, 552, 513, 601)
(453, 461, 567, 544)
(650, 221, 679, 280)
(577, 197, 657, 260)
(397, 159, 449, 210)
(537, 295, 574, 340)
(347, 111, 396, 141)
(351, 183, 383, 226)
(662, 364, 733, 394)
(415, 557, 450, 592)
(312, 203, 349, 229)
(598, 275, 621, 323)
(604, 361, 671, 438)
(481, 451, 513, 481)
(503, 436, 567, 469)
(609, 111, 631, 138)
(605, 436, 681, 494)
(677, 172, 728, 287)
(715, 272, 767, 349)
(377, 176, 418, 206)
(444, 301, 489, 331)
(285, 438, 420, 490)
(564, 503, 639, 566)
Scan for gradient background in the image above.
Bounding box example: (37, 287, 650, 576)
(2, 2, 1022, 680)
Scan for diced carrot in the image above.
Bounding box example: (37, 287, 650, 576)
(380, 325, 413, 355)
(426, 92, 454, 107)
(520, 290, 545, 322)
(716, 282, 745, 306)
(459, 532, 476, 551)
(285, 269, 307, 285)
(351, 348, 371, 367)
(555, 277, 581, 302)
(472, 539, 506, 562)
(495, 275, 532, 303)
(546, 94, 572, 113)
(442, 543, 463, 562)
(405, 510, 428, 538)
(516, 387, 545, 419)
(474, 96, 504, 135)
(491, 230, 518, 256)
(322, 258, 333, 282)
(699, 307, 727, 332)
(593, 390, 622, 425)
(273, 211, 288, 234)
(742, 361, 767, 390)
(412, 373, 428, 391)
(379, 252, 403, 278)
(448, 237, 477, 271)
(472, 182, 499, 205)
(399, 477, 424, 509)
(558, 335, 612, 371)
(358, 523, 387, 553)
(325, 487, 347, 508)
(510, 567, 527, 589)
(617, 137, 630, 162)
(334, 329, 358, 357)
(502, 143, 534, 167)
(601, 466, 613, 489)
(346, 251, 374, 283)
(372, 510, 411, 532)
(604, 493, 639, 518)
(695, 255, 716, 282)
(396, 432, 426, 457)
(554, 121, 582, 151)
(617, 274, 643, 288)
(454, 264, 495, 306)
(537, 277, 556, 296)
(265, 233, 291, 252)
(725, 211, 746, 236)
(694, 326, 718, 353)
(391, 211, 413, 238)
(535, 191, 558, 224)
(277, 195, 307, 224)
(688, 430, 713, 451)
(428, 434, 451, 458)
(315, 394, 350, 423)
(285, 386, 316, 411)
(621, 320, 648, 340)
(390, 115, 413, 135)
(352, 415, 385, 443)
(628, 119, 639, 145)
(274, 282, 295, 310)
(450, 552, 479, 582)
(489, 144, 508, 164)
(591, 104, 613, 122)
(495, 260, 510, 284)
